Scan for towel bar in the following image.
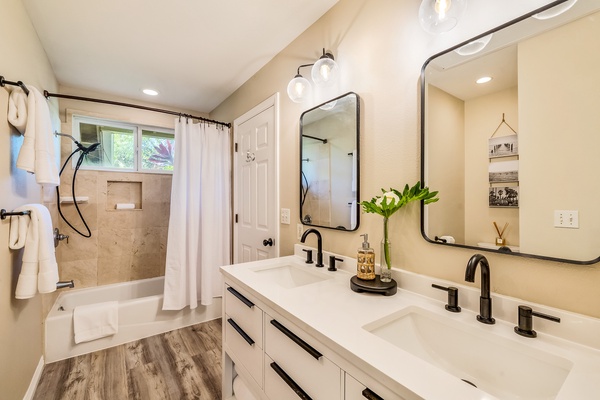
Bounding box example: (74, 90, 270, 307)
(0, 209, 31, 220)
(0, 76, 30, 95)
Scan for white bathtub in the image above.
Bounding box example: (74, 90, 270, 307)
(45, 277, 222, 363)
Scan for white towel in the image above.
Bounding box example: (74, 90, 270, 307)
(7, 87, 28, 134)
(16, 86, 60, 186)
(73, 301, 119, 344)
(9, 204, 60, 299)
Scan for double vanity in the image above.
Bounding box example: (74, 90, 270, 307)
(220, 245, 600, 400)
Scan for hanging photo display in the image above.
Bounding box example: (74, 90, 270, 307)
(488, 134, 518, 158)
(489, 160, 519, 183)
(489, 186, 519, 208)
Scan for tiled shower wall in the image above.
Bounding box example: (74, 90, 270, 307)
(42, 163, 172, 316)
(56, 165, 172, 288)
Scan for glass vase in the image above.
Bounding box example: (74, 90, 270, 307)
(380, 217, 392, 283)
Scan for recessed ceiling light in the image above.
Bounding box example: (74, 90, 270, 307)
(476, 76, 493, 84)
(142, 89, 159, 96)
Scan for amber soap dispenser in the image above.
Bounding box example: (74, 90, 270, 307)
(357, 234, 375, 280)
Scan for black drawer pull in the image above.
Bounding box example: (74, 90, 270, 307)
(362, 388, 384, 400)
(270, 319, 322, 360)
(227, 286, 255, 308)
(270, 362, 313, 400)
(227, 318, 255, 346)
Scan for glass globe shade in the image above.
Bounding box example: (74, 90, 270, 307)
(455, 34, 493, 56)
(311, 57, 339, 87)
(287, 75, 312, 103)
(534, 0, 577, 20)
(418, 0, 467, 34)
(319, 100, 337, 111)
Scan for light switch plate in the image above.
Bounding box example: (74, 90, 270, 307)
(554, 210, 579, 228)
(280, 208, 290, 224)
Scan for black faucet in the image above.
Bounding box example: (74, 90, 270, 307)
(465, 254, 495, 324)
(300, 228, 324, 267)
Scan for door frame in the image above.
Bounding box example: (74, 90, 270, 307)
(232, 93, 280, 263)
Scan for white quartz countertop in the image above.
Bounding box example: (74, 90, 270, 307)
(220, 247, 600, 400)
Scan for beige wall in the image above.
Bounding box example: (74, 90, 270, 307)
(211, 0, 600, 318)
(464, 87, 520, 247)
(518, 13, 600, 260)
(425, 85, 465, 243)
(0, 0, 58, 398)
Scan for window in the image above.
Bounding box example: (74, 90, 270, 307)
(72, 116, 174, 173)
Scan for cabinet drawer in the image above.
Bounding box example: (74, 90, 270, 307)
(265, 354, 341, 400)
(225, 285, 263, 347)
(345, 372, 406, 400)
(266, 316, 341, 400)
(225, 316, 263, 388)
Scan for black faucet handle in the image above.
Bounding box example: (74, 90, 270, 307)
(328, 256, 343, 271)
(432, 284, 461, 313)
(302, 248, 314, 264)
(514, 305, 561, 338)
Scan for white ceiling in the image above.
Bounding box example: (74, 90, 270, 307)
(22, 0, 339, 113)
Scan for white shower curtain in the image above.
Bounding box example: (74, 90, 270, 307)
(163, 119, 231, 310)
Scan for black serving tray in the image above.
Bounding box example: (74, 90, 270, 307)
(350, 275, 397, 296)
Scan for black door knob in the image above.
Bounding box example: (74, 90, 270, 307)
(263, 238, 274, 247)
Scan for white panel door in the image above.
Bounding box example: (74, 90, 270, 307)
(234, 95, 278, 263)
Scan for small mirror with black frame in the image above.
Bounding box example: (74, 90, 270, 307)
(300, 92, 360, 231)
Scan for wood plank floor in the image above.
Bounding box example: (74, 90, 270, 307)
(33, 318, 222, 400)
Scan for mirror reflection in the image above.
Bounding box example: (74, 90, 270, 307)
(421, 0, 600, 263)
(300, 92, 360, 231)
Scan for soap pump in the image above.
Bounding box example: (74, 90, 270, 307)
(357, 234, 375, 280)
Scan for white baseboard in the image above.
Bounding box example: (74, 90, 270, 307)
(22, 356, 44, 400)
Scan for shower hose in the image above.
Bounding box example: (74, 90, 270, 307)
(56, 139, 100, 238)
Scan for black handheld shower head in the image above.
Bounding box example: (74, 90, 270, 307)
(55, 132, 100, 154)
(83, 143, 101, 153)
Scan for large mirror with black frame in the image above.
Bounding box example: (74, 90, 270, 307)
(300, 92, 360, 231)
(421, 0, 600, 264)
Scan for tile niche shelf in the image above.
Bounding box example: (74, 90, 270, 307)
(106, 180, 142, 211)
(59, 196, 89, 204)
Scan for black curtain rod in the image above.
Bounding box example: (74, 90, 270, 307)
(0, 75, 30, 95)
(43, 90, 231, 129)
(302, 134, 327, 144)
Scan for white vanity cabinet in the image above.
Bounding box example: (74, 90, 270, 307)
(224, 284, 264, 389)
(264, 313, 342, 400)
(345, 372, 406, 400)
(223, 280, 406, 400)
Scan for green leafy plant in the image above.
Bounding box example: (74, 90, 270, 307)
(360, 182, 439, 270)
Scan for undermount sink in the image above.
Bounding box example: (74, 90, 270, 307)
(251, 264, 331, 288)
(363, 306, 573, 400)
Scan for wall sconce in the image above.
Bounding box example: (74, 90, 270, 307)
(287, 48, 339, 103)
(419, 0, 467, 34)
